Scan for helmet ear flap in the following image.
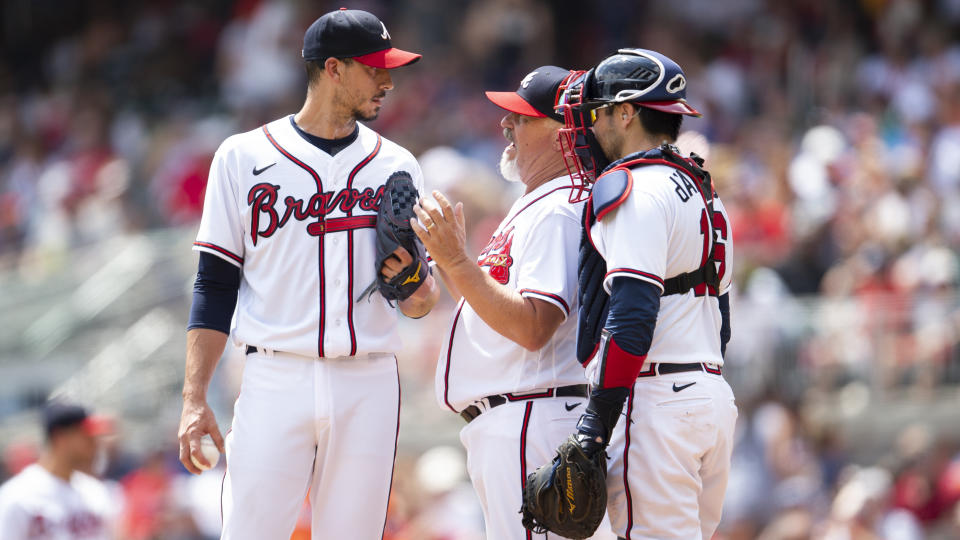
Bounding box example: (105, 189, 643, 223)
(582, 67, 598, 104)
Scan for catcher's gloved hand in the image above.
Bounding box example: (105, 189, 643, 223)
(521, 386, 629, 538)
(521, 435, 607, 539)
(359, 171, 429, 304)
(571, 386, 628, 459)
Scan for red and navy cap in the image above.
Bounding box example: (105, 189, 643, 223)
(302, 8, 421, 69)
(485, 66, 573, 122)
(43, 401, 113, 438)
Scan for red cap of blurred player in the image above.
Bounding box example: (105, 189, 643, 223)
(44, 401, 113, 437)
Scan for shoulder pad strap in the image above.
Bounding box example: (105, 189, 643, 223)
(590, 167, 633, 221)
(615, 145, 710, 189)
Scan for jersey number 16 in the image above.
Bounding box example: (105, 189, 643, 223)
(695, 208, 728, 297)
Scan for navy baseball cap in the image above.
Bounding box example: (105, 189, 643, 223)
(485, 66, 574, 122)
(43, 401, 112, 437)
(302, 8, 421, 69)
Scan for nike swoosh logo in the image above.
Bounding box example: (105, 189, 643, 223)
(672, 382, 696, 392)
(252, 163, 276, 176)
(564, 402, 581, 412)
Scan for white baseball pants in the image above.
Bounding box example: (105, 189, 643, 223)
(459, 397, 617, 540)
(605, 369, 738, 540)
(220, 349, 400, 540)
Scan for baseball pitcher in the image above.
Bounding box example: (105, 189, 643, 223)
(177, 9, 439, 540)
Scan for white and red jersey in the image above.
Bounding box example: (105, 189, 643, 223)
(0, 464, 115, 540)
(437, 177, 587, 412)
(194, 115, 425, 358)
(591, 163, 733, 365)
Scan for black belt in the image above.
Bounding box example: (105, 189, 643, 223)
(246, 345, 257, 355)
(640, 362, 722, 377)
(460, 384, 588, 424)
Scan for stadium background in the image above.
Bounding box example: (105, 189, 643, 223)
(1, 0, 960, 538)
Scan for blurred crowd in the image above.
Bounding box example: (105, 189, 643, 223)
(2, 0, 960, 538)
(719, 398, 960, 539)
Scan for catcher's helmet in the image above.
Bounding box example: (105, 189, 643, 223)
(555, 49, 701, 194)
(582, 48, 701, 116)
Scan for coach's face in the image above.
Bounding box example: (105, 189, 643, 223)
(500, 112, 563, 185)
(338, 60, 394, 122)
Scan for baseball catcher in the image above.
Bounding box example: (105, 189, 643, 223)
(522, 47, 737, 540)
(361, 170, 430, 303)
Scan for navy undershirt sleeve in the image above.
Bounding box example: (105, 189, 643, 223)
(187, 252, 241, 334)
(604, 276, 660, 356)
(719, 292, 731, 357)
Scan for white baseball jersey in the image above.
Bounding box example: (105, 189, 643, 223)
(591, 163, 732, 365)
(194, 115, 425, 358)
(437, 176, 586, 412)
(0, 464, 115, 540)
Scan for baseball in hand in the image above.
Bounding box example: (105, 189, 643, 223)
(190, 435, 220, 471)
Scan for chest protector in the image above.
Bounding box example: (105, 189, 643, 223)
(576, 144, 719, 365)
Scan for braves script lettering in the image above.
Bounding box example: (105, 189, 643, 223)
(477, 226, 515, 284)
(247, 183, 385, 244)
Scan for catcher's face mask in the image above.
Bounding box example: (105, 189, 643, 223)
(556, 70, 610, 202)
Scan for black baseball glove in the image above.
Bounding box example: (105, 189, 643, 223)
(359, 170, 429, 304)
(521, 435, 607, 539)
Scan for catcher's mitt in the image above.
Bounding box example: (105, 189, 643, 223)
(521, 435, 607, 539)
(359, 170, 429, 304)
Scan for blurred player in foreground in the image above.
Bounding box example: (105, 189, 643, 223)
(0, 401, 116, 539)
